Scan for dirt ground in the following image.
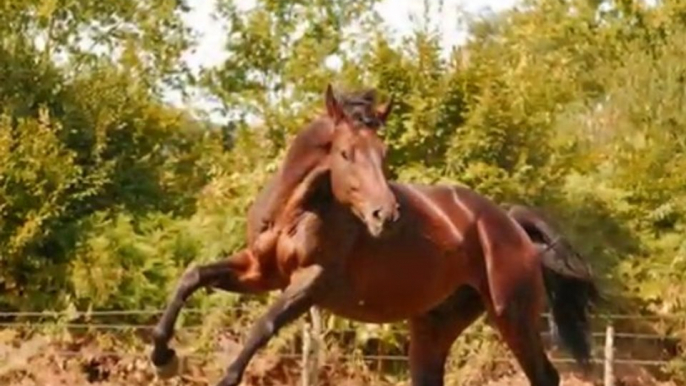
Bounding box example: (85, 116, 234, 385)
(0, 333, 680, 386)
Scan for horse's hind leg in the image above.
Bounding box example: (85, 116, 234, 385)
(151, 249, 274, 377)
(408, 286, 485, 386)
(484, 276, 559, 386)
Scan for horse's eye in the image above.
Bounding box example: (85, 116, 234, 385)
(341, 149, 349, 160)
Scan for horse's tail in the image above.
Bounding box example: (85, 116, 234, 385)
(506, 204, 600, 370)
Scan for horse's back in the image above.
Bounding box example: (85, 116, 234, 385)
(390, 181, 539, 258)
(390, 182, 507, 231)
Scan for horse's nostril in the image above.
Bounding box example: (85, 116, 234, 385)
(372, 208, 382, 221)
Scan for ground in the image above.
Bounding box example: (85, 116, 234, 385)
(0, 331, 679, 386)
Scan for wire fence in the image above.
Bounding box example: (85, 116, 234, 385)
(1, 306, 685, 386)
(4, 307, 686, 319)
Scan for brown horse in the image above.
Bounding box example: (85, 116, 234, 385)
(151, 85, 598, 386)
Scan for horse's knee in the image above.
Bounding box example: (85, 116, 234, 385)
(166, 264, 202, 304)
(180, 264, 201, 290)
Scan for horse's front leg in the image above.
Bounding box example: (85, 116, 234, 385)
(216, 264, 325, 386)
(151, 249, 273, 377)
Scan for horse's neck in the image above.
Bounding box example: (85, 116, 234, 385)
(279, 165, 331, 217)
(249, 168, 311, 233)
(248, 120, 333, 234)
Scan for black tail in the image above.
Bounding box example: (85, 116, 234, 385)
(505, 204, 600, 371)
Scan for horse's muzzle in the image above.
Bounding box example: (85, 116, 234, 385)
(365, 202, 400, 238)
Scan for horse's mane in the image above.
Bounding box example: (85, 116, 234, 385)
(337, 88, 378, 108)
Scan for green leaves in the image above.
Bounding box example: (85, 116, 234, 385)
(0, 0, 206, 310)
(203, 0, 381, 149)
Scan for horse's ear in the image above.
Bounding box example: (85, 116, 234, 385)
(377, 95, 394, 124)
(325, 84, 344, 124)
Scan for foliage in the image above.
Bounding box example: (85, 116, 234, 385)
(0, 0, 206, 310)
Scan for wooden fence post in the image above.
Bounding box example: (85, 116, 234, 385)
(604, 322, 615, 386)
(301, 307, 322, 386)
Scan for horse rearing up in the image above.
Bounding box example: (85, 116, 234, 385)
(151, 85, 598, 386)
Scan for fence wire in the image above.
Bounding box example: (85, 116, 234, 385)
(0, 308, 684, 371)
(2, 308, 686, 320)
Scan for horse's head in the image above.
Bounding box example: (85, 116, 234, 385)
(323, 84, 399, 238)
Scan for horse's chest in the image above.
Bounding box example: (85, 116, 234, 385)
(315, 230, 473, 323)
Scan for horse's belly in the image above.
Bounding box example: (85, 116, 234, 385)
(318, 246, 470, 323)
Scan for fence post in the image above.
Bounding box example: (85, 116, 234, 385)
(604, 322, 615, 386)
(301, 307, 322, 386)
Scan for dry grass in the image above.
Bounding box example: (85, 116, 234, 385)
(0, 330, 680, 386)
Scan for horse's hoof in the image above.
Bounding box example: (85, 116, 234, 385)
(153, 351, 180, 379)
